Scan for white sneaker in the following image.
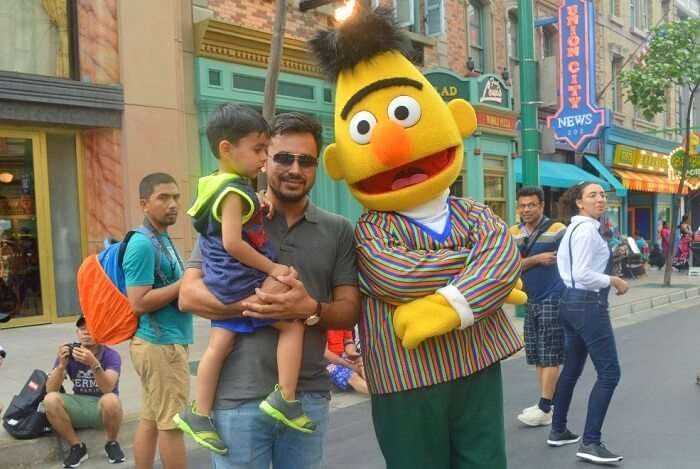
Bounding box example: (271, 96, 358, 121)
(517, 407, 552, 427)
(520, 404, 539, 415)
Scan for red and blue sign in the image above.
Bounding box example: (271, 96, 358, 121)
(547, 0, 607, 151)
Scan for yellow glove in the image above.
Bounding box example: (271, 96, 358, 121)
(504, 279, 527, 305)
(393, 294, 460, 350)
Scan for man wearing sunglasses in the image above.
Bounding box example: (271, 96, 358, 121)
(179, 112, 360, 469)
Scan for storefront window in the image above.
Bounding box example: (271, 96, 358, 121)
(484, 156, 506, 220)
(0, 0, 73, 79)
(0, 137, 42, 318)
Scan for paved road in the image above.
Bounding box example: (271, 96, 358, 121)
(173, 306, 700, 469)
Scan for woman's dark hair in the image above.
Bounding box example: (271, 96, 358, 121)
(557, 181, 598, 224)
(662, 221, 669, 228)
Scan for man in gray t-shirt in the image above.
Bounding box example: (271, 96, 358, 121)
(180, 113, 359, 469)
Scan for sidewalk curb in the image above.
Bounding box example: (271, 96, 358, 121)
(609, 286, 700, 319)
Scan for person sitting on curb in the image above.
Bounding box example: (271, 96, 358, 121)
(324, 329, 368, 395)
(44, 315, 125, 468)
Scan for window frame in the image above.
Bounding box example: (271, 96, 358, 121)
(508, 9, 519, 62)
(424, 0, 444, 37)
(611, 55, 623, 113)
(467, 1, 484, 72)
(483, 156, 507, 221)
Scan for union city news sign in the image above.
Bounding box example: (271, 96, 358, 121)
(547, 0, 607, 151)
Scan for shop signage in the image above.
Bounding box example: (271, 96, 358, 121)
(546, 0, 607, 151)
(670, 149, 700, 177)
(476, 112, 517, 132)
(425, 72, 470, 102)
(613, 144, 668, 173)
(479, 76, 506, 106)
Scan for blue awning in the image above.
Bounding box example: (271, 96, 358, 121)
(583, 155, 627, 197)
(515, 159, 611, 190)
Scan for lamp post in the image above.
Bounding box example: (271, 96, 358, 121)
(518, 0, 540, 186)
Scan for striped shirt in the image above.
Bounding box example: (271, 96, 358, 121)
(510, 218, 566, 303)
(355, 197, 524, 395)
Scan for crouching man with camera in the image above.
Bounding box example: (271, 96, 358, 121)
(45, 315, 125, 468)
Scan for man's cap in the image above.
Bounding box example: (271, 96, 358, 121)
(76, 315, 86, 328)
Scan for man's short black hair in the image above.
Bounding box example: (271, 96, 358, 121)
(517, 186, 545, 203)
(206, 103, 270, 159)
(139, 173, 177, 199)
(269, 112, 323, 156)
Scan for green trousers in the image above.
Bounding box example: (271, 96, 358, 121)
(371, 363, 506, 469)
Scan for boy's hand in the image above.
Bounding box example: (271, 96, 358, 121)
(260, 274, 291, 295)
(257, 191, 275, 220)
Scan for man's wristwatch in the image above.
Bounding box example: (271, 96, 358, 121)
(305, 300, 322, 326)
(92, 363, 103, 373)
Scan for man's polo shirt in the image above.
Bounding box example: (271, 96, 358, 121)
(510, 217, 566, 303)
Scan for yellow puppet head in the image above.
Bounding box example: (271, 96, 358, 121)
(310, 8, 477, 211)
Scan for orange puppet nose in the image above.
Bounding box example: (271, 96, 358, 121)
(370, 121, 412, 167)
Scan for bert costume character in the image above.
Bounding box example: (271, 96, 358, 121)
(310, 8, 525, 469)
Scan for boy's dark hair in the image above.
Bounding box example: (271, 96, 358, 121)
(139, 173, 177, 199)
(270, 112, 324, 156)
(206, 103, 270, 159)
(517, 186, 545, 203)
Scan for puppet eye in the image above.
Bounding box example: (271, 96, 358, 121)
(349, 111, 377, 145)
(388, 96, 421, 128)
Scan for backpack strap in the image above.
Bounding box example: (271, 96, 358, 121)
(117, 221, 184, 338)
(521, 218, 555, 258)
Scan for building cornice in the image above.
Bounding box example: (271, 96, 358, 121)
(194, 19, 324, 79)
(0, 71, 123, 128)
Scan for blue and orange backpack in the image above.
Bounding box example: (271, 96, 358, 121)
(77, 226, 181, 345)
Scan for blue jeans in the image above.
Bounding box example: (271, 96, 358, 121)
(552, 288, 621, 445)
(211, 392, 330, 469)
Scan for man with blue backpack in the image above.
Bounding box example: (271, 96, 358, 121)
(122, 173, 191, 469)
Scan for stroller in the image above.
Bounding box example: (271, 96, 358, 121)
(673, 236, 691, 271)
(618, 237, 646, 279)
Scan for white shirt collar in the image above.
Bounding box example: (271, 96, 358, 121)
(571, 215, 601, 229)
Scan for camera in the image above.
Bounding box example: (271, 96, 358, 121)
(66, 342, 82, 358)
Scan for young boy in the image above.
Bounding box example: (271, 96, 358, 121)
(174, 104, 313, 455)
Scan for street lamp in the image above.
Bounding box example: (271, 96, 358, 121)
(335, 0, 356, 21)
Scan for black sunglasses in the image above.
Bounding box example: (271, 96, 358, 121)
(272, 152, 318, 168)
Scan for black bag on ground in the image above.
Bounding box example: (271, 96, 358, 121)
(2, 369, 52, 439)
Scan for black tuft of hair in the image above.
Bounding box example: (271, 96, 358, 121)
(308, 6, 414, 81)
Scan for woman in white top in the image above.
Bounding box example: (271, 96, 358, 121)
(546, 182, 629, 466)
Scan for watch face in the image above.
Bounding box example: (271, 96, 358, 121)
(305, 315, 320, 326)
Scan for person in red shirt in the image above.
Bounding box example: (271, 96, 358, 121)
(324, 330, 368, 394)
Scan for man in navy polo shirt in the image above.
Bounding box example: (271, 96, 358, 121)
(510, 186, 566, 427)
